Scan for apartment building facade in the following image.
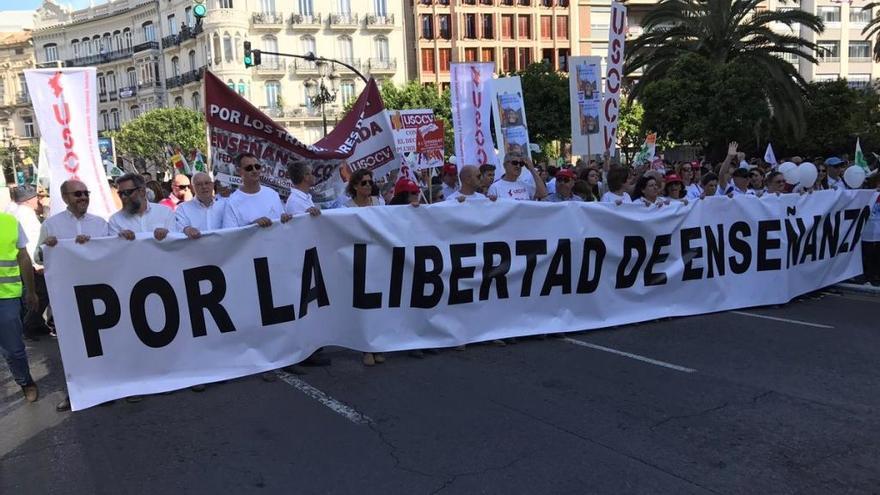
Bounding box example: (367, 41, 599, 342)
(0, 32, 38, 150)
(29, 0, 407, 144)
(413, 0, 575, 88)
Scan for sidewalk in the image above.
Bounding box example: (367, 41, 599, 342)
(833, 282, 880, 295)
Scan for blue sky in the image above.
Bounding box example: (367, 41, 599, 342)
(7, 0, 94, 10)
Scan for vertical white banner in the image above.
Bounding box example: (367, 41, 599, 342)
(25, 69, 114, 218)
(490, 76, 532, 168)
(569, 56, 604, 157)
(603, 1, 627, 157)
(450, 62, 496, 168)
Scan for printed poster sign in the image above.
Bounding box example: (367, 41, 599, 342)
(569, 57, 604, 157)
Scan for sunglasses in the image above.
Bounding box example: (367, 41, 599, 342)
(508, 161, 524, 168)
(243, 164, 262, 172)
(118, 187, 142, 198)
(66, 190, 90, 198)
(174, 183, 191, 189)
(359, 179, 374, 186)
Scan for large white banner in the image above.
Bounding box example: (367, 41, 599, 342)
(450, 62, 496, 168)
(603, 1, 627, 157)
(45, 191, 875, 410)
(569, 56, 604, 157)
(490, 76, 532, 167)
(25, 69, 115, 218)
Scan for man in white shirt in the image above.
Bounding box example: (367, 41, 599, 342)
(37, 179, 111, 411)
(221, 153, 292, 229)
(724, 168, 755, 197)
(825, 157, 846, 190)
(285, 162, 321, 217)
(176, 172, 227, 238)
(478, 164, 495, 195)
(488, 156, 548, 201)
(447, 165, 489, 202)
(110, 173, 176, 240)
(441, 163, 460, 199)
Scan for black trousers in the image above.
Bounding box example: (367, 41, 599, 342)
(862, 241, 880, 283)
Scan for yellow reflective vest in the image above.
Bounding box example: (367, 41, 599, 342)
(0, 213, 22, 299)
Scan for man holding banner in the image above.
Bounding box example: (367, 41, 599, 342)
(488, 156, 547, 201)
(110, 174, 176, 241)
(222, 154, 291, 230)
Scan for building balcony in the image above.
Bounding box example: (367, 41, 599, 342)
(290, 13, 323, 29)
(137, 80, 161, 91)
(161, 34, 178, 49)
(36, 60, 62, 68)
(368, 57, 397, 74)
(335, 57, 362, 72)
(109, 90, 118, 101)
(133, 41, 160, 53)
(329, 13, 360, 30)
(293, 59, 321, 75)
(99, 91, 108, 102)
(63, 48, 133, 67)
(365, 14, 395, 30)
(178, 23, 203, 44)
(16, 92, 30, 105)
(259, 105, 286, 118)
(182, 67, 206, 85)
(254, 59, 287, 76)
(252, 11, 285, 30)
(118, 86, 137, 99)
(166, 75, 184, 89)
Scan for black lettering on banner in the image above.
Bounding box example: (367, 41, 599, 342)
(299, 247, 330, 319)
(680, 227, 703, 281)
(704, 224, 726, 278)
(799, 215, 821, 265)
(388, 247, 405, 308)
(644, 234, 671, 286)
(129, 276, 180, 349)
(183, 265, 236, 337)
(784, 218, 806, 269)
(616, 236, 646, 289)
(353, 244, 382, 309)
(819, 211, 840, 260)
(449, 243, 477, 305)
(516, 240, 548, 297)
(576, 237, 605, 294)
(757, 220, 782, 272)
(838, 208, 862, 254)
(74, 284, 121, 358)
(480, 241, 511, 300)
(540, 239, 572, 296)
(254, 257, 296, 325)
(411, 245, 444, 309)
(728, 221, 752, 274)
(851, 206, 871, 247)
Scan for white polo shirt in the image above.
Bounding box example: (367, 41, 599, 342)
(285, 188, 316, 215)
(109, 204, 176, 234)
(176, 196, 226, 232)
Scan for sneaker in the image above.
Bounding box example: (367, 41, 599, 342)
(374, 353, 386, 364)
(260, 372, 277, 382)
(56, 396, 71, 412)
(282, 365, 307, 375)
(190, 384, 207, 392)
(22, 383, 39, 403)
(363, 353, 376, 366)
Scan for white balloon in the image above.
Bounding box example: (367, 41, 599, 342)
(797, 162, 818, 189)
(844, 166, 867, 188)
(778, 161, 796, 173)
(781, 162, 800, 185)
(447, 155, 456, 165)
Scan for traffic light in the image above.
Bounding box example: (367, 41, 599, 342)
(193, 0, 207, 19)
(243, 41, 261, 68)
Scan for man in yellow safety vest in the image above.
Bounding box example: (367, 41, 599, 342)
(0, 211, 39, 402)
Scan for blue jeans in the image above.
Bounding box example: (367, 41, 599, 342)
(0, 297, 33, 387)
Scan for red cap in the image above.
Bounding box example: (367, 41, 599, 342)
(442, 163, 457, 176)
(394, 179, 420, 195)
(556, 169, 576, 180)
(665, 174, 683, 185)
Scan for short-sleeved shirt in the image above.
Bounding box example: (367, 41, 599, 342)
(545, 192, 584, 202)
(176, 197, 226, 232)
(488, 180, 535, 201)
(827, 176, 846, 191)
(446, 191, 488, 202)
(222, 187, 285, 228)
(36, 210, 110, 263)
(285, 188, 316, 215)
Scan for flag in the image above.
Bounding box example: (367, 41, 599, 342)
(854, 138, 868, 171)
(170, 148, 190, 174)
(633, 133, 656, 166)
(191, 150, 206, 172)
(764, 143, 777, 167)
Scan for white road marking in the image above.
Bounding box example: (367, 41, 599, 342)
(563, 338, 697, 373)
(275, 371, 372, 425)
(730, 311, 834, 329)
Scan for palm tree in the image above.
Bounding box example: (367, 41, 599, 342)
(860, 3, 880, 60)
(626, 0, 824, 139)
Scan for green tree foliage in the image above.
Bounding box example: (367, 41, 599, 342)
(627, 0, 824, 141)
(617, 98, 644, 163)
(110, 107, 206, 173)
(638, 54, 771, 159)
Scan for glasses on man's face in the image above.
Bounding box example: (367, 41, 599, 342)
(359, 179, 373, 187)
(66, 190, 90, 198)
(174, 183, 191, 189)
(508, 161, 524, 168)
(243, 164, 262, 172)
(118, 187, 142, 198)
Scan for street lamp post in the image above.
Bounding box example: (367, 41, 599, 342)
(305, 61, 340, 137)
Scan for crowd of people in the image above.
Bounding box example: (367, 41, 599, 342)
(1, 142, 878, 411)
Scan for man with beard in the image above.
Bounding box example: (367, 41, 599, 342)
(110, 173, 176, 241)
(37, 179, 110, 411)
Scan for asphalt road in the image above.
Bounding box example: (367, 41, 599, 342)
(1, 290, 878, 494)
